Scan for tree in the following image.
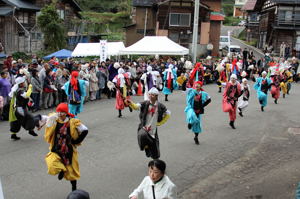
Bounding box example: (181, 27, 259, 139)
(37, 2, 66, 51)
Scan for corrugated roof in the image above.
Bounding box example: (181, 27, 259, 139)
(272, 0, 300, 3)
(132, 0, 157, 7)
(0, 6, 13, 16)
(242, 0, 257, 11)
(2, 0, 40, 10)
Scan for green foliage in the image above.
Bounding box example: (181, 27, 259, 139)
(238, 29, 246, 40)
(223, 4, 234, 16)
(224, 16, 240, 26)
(246, 39, 258, 47)
(12, 52, 30, 61)
(37, 2, 66, 51)
(77, 11, 130, 41)
(77, 0, 131, 13)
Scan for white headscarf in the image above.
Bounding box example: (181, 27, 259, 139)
(147, 66, 152, 73)
(9, 76, 26, 97)
(230, 74, 237, 80)
(166, 64, 174, 79)
(148, 87, 159, 95)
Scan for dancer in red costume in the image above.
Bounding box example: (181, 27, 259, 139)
(222, 74, 241, 129)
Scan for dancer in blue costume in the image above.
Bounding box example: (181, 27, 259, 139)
(64, 71, 86, 116)
(162, 64, 177, 101)
(254, 71, 272, 112)
(185, 81, 211, 145)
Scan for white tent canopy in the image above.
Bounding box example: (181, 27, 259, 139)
(71, 42, 125, 57)
(120, 36, 189, 55)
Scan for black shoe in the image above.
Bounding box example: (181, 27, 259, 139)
(229, 121, 236, 129)
(194, 137, 199, 145)
(118, 114, 122, 118)
(239, 112, 243, 117)
(274, 99, 278, 104)
(283, 94, 285, 98)
(218, 88, 222, 93)
(129, 107, 133, 112)
(11, 134, 20, 140)
(188, 123, 192, 129)
(261, 106, 264, 112)
(28, 130, 38, 136)
(58, 171, 64, 180)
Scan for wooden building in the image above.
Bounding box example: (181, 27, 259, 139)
(125, 0, 223, 57)
(0, 0, 81, 55)
(244, 0, 300, 54)
(242, 0, 259, 44)
(234, 0, 247, 18)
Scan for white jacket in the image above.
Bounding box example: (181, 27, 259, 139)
(129, 175, 177, 199)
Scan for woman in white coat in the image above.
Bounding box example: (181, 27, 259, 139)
(129, 159, 177, 199)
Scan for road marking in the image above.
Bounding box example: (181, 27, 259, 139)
(0, 178, 4, 199)
(288, 128, 300, 135)
(269, 136, 289, 141)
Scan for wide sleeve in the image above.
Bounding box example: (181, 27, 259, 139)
(44, 113, 58, 145)
(253, 78, 261, 91)
(70, 118, 81, 141)
(79, 80, 87, 97)
(129, 102, 141, 111)
(157, 103, 171, 126)
(128, 176, 148, 199)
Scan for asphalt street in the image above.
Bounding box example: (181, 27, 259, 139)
(0, 81, 300, 199)
(221, 25, 264, 60)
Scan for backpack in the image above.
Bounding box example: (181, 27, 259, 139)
(68, 81, 81, 105)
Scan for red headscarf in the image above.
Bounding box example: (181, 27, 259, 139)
(70, 71, 79, 91)
(56, 103, 75, 118)
(193, 81, 204, 91)
(190, 62, 203, 80)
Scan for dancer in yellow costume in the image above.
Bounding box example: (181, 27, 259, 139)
(280, 67, 293, 98)
(44, 103, 88, 191)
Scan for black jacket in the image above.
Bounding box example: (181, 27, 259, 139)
(138, 101, 167, 130)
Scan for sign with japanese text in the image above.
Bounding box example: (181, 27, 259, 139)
(100, 40, 108, 62)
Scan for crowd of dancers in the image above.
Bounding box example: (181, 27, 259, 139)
(0, 51, 299, 198)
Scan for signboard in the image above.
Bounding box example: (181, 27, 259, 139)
(100, 40, 108, 62)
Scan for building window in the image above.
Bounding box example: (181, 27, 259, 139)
(169, 13, 191, 27)
(169, 32, 179, 42)
(18, 12, 29, 24)
(57, 9, 65, 20)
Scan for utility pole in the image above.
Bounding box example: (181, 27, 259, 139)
(192, 0, 200, 64)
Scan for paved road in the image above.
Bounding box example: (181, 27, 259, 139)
(1, 81, 300, 199)
(221, 25, 264, 60)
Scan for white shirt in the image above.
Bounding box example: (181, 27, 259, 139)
(129, 176, 177, 199)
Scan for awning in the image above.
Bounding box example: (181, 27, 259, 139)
(2, 0, 40, 10)
(120, 36, 189, 55)
(71, 42, 126, 57)
(43, 49, 73, 60)
(0, 6, 13, 16)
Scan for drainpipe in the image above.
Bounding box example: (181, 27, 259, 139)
(12, 7, 31, 53)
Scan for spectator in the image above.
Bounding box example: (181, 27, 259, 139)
(96, 64, 107, 100)
(43, 69, 55, 109)
(31, 69, 42, 112)
(0, 71, 11, 106)
(129, 159, 177, 199)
